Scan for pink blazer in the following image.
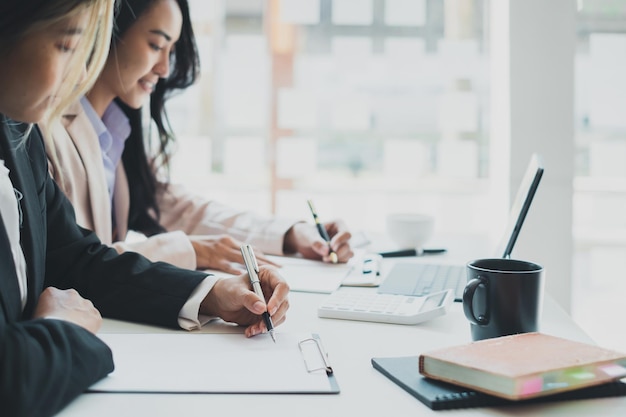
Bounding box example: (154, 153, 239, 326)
(43, 101, 297, 269)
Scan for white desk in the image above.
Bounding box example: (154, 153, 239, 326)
(57, 285, 626, 416)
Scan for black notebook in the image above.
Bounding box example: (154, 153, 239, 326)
(372, 356, 626, 411)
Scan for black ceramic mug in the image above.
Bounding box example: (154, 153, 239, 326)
(463, 258, 544, 341)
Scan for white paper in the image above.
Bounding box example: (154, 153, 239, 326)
(90, 333, 336, 393)
(269, 256, 352, 293)
(200, 255, 352, 293)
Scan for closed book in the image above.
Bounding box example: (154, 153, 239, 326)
(419, 332, 626, 401)
(372, 356, 626, 410)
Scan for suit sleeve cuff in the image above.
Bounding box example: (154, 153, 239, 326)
(178, 275, 220, 330)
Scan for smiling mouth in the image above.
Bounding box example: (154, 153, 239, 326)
(139, 79, 156, 92)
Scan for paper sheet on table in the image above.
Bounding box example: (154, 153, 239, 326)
(268, 255, 352, 293)
(89, 332, 339, 394)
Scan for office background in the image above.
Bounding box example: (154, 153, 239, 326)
(144, 1, 624, 351)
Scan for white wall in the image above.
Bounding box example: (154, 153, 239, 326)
(491, 0, 575, 312)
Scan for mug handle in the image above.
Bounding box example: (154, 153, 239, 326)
(463, 277, 489, 325)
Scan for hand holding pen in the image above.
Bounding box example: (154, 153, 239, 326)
(306, 200, 339, 263)
(281, 201, 354, 262)
(241, 244, 277, 342)
(198, 253, 289, 339)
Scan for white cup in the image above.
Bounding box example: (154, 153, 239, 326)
(386, 213, 435, 252)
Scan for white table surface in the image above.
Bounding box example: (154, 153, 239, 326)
(57, 276, 626, 417)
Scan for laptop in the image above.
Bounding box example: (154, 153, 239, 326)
(377, 154, 544, 302)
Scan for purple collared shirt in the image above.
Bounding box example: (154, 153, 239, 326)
(80, 97, 130, 204)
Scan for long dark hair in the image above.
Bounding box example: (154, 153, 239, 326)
(114, 0, 199, 236)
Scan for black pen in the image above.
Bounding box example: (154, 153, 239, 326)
(378, 248, 447, 258)
(240, 244, 276, 343)
(306, 199, 338, 264)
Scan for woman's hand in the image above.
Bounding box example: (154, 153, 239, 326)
(190, 235, 279, 274)
(283, 221, 354, 263)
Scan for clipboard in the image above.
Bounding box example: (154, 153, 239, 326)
(89, 332, 339, 394)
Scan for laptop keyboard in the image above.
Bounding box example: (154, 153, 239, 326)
(377, 263, 466, 302)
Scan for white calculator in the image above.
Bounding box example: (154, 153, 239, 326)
(318, 289, 454, 325)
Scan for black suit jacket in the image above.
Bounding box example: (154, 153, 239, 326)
(0, 115, 208, 417)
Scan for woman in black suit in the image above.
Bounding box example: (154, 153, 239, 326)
(0, 1, 289, 416)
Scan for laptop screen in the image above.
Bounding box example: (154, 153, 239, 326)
(495, 154, 544, 258)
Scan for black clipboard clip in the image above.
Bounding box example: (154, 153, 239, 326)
(299, 336, 334, 375)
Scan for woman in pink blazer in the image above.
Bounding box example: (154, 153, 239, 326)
(45, 0, 354, 273)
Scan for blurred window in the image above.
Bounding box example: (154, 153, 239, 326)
(166, 0, 490, 235)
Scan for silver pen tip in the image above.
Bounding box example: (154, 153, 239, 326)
(269, 329, 276, 343)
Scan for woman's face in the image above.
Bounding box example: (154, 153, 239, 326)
(0, 10, 90, 123)
(98, 0, 182, 109)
